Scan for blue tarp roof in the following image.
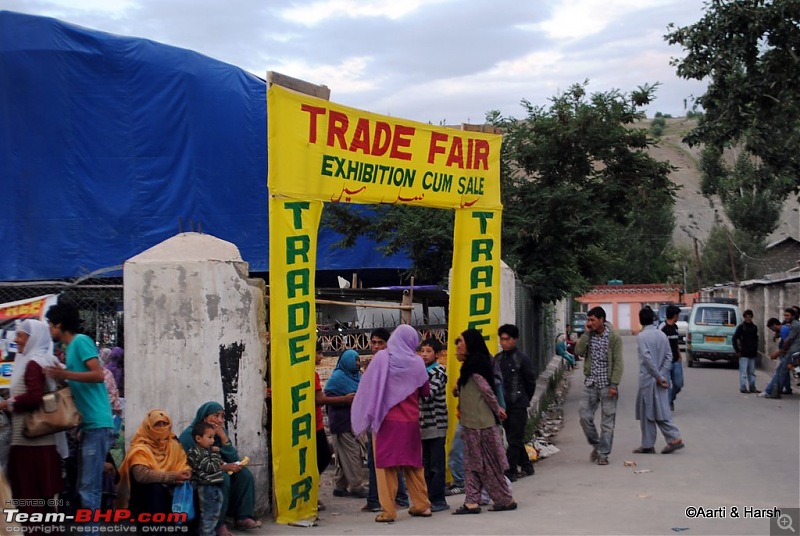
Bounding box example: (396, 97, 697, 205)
(0, 11, 409, 282)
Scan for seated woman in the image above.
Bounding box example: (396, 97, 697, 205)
(117, 410, 191, 528)
(179, 402, 260, 534)
(555, 334, 576, 369)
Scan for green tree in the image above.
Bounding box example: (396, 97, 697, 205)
(699, 148, 785, 241)
(699, 223, 766, 284)
(496, 82, 678, 301)
(666, 0, 800, 191)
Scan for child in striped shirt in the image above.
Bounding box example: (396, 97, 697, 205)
(418, 338, 449, 512)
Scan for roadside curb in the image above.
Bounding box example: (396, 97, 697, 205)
(528, 354, 567, 419)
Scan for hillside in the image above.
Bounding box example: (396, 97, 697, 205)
(644, 117, 799, 249)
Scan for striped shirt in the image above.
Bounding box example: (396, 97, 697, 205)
(419, 364, 448, 439)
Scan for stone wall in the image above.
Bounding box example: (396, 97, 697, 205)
(124, 233, 270, 513)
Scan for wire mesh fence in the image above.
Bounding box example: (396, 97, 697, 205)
(0, 277, 124, 347)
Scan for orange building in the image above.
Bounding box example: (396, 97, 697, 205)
(575, 284, 683, 335)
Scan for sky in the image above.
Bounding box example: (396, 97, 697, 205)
(5, 0, 710, 124)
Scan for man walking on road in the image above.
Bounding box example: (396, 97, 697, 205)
(634, 308, 684, 455)
(660, 305, 684, 410)
(733, 309, 760, 394)
(575, 307, 623, 466)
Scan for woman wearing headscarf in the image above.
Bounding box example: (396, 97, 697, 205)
(452, 328, 516, 514)
(107, 346, 124, 397)
(555, 333, 576, 369)
(324, 349, 367, 498)
(99, 348, 123, 435)
(117, 409, 191, 528)
(179, 402, 260, 534)
(351, 324, 432, 523)
(0, 320, 65, 534)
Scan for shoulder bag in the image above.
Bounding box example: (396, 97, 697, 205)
(23, 385, 82, 438)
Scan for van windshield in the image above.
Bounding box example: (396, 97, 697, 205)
(694, 306, 737, 327)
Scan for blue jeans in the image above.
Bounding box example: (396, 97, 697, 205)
(198, 485, 223, 536)
(739, 357, 756, 390)
(765, 355, 791, 395)
(669, 360, 684, 403)
(579, 385, 618, 458)
(78, 428, 114, 510)
(448, 424, 464, 487)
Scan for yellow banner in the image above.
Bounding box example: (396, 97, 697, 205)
(268, 84, 502, 210)
(268, 198, 322, 524)
(445, 209, 502, 458)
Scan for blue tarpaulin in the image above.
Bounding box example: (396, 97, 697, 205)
(0, 11, 409, 282)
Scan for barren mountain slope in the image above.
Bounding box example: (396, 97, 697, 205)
(644, 117, 800, 249)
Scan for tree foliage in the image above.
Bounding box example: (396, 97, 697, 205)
(495, 82, 677, 301)
(699, 223, 765, 284)
(666, 0, 800, 191)
(699, 147, 785, 241)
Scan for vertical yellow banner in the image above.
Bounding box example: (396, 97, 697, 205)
(445, 208, 502, 456)
(269, 197, 322, 524)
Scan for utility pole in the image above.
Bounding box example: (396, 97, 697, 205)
(726, 234, 739, 284)
(693, 237, 703, 290)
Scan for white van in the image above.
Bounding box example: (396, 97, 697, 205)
(686, 300, 741, 367)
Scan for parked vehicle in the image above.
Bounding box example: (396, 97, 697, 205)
(686, 300, 741, 367)
(573, 312, 587, 337)
(677, 307, 690, 348)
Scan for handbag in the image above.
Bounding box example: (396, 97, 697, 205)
(171, 481, 195, 523)
(23, 385, 81, 438)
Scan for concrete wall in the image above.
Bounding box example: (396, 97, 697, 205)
(738, 280, 800, 371)
(124, 232, 270, 512)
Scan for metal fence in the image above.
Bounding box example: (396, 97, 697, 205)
(0, 277, 124, 347)
(515, 280, 555, 376)
(2, 276, 553, 373)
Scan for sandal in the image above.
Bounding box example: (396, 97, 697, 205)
(408, 508, 432, 517)
(452, 505, 481, 515)
(596, 457, 609, 466)
(489, 501, 517, 512)
(234, 518, 262, 530)
(375, 514, 395, 523)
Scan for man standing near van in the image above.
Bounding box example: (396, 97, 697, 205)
(733, 309, 760, 394)
(661, 305, 684, 411)
(575, 307, 623, 466)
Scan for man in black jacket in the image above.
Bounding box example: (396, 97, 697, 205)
(733, 309, 760, 394)
(495, 324, 537, 481)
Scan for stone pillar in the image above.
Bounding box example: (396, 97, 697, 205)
(124, 232, 270, 513)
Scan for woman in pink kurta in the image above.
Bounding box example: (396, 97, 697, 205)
(351, 325, 432, 522)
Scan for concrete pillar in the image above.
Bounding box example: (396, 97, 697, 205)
(500, 260, 516, 326)
(124, 232, 270, 513)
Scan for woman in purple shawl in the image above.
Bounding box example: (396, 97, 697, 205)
(351, 324, 431, 523)
(107, 347, 124, 397)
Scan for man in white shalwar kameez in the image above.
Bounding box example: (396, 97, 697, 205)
(633, 308, 685, 455)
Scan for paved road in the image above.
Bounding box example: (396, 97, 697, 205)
(253, 335, 799, 535)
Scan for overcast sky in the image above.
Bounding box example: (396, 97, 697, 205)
(6, 0, 709, 124)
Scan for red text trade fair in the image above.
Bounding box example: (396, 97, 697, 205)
(300, 105, 490, 170)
